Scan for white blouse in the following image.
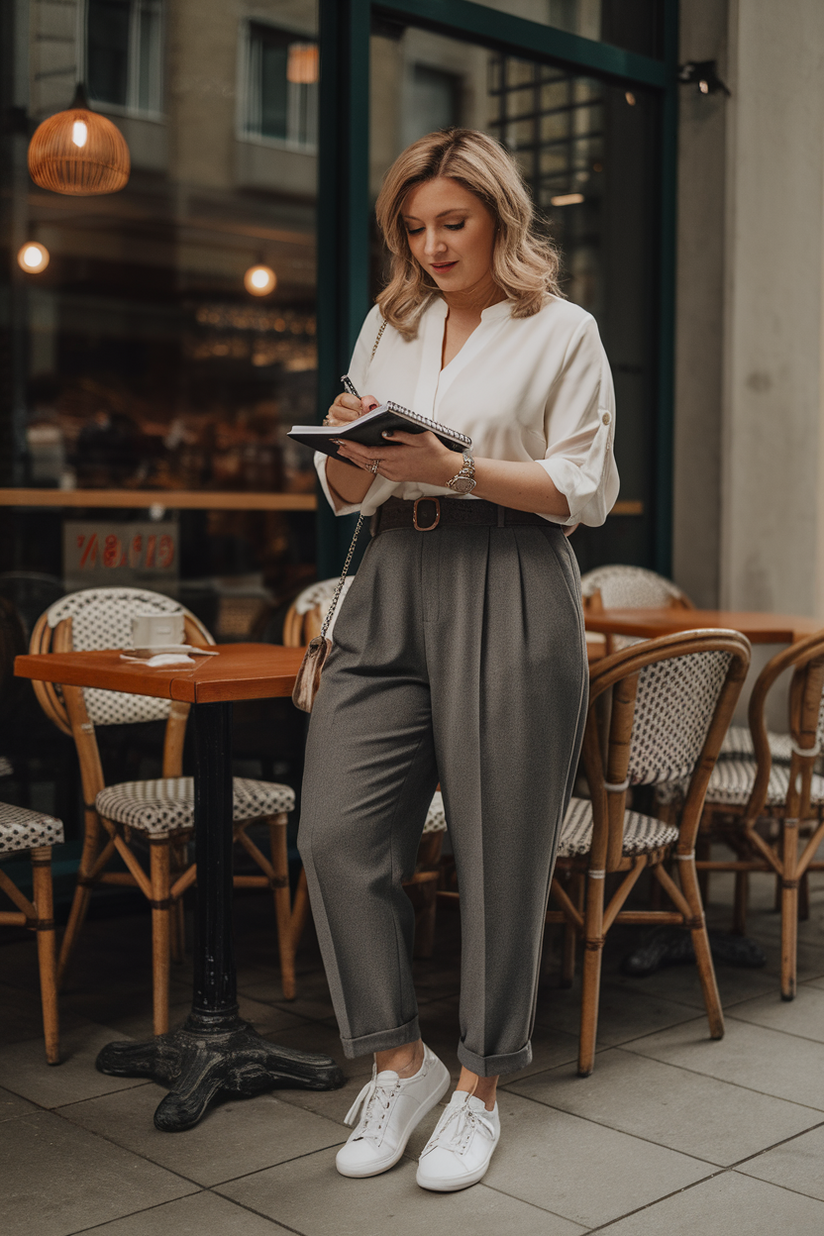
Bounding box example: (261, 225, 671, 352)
(315, 294, 619, 527)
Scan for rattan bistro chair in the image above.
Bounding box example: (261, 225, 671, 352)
(282, 579, 447, 958)
(547, 629, 751, 1076)
(30, 587, 300, 1034)
(0, 802, 64, 1063)
(694, 630, 824, 999)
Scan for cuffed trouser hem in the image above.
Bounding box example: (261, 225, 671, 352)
(457, 1040, 532, 1078)
(340, 1015, 421, 1060)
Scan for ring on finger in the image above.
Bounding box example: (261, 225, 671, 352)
(370, 459, 380, 474)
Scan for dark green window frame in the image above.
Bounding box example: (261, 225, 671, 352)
(316, 0, 679, 577)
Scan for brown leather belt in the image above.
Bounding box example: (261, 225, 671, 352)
(373, 495, 552, 533)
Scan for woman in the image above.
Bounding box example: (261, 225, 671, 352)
(298, 128, 618, 1192)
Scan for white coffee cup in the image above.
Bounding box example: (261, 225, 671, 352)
(131, 611, 185, 649)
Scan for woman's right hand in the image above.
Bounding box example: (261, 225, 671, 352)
(325, 394, 379, 426)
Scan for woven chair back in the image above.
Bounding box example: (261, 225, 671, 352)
(584, 629, 751, 870)
(581, 564, 693, 610)
(282, 577, 355, 646)
(743, 629, 824, 820)
(29, 587, 214, 729)
(627, 650, 733, 785)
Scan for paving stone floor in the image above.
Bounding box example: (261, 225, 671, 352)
(2, 869, 824, 1236)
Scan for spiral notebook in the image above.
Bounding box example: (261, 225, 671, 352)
(288, 401, 472, 462)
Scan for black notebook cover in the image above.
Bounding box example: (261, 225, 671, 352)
(288, 402, 471, 461)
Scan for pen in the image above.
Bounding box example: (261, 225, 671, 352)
(340, 373, 360, 399)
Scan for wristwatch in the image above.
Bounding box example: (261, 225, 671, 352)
(446, 451, 476, 495)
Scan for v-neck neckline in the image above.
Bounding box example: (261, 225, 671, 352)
(412, 297, 513, 415)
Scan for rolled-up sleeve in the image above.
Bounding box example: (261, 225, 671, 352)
(536, 317, 619, 527)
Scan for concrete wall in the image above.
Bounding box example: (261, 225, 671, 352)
(720, 0, 824, 619)
(675, 0, 824, 623)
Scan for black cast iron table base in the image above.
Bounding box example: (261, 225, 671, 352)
(95, 700, 344, 1132)
(97, 1012, 344, 1132)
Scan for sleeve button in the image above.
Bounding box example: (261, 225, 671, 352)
(602, 411, 611, 426)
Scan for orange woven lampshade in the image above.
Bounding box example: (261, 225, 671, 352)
(28, 84, 130, 196)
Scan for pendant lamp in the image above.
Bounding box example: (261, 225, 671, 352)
(28, 83, 130, 196)
(244, 262, 277, 297)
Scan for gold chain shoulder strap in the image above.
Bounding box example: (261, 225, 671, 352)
(319, 317, 387, 639)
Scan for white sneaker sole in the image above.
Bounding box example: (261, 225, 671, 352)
(336, 1062, 451, 1179)
(416, 1129, 501, 1192)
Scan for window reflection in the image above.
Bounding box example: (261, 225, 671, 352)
(370, 19, 659, 567)
(17, 0, 318, 500)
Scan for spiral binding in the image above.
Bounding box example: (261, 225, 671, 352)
(385, 401, 471, 446)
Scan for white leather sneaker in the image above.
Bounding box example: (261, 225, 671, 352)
(416, 1090, 500, 1191)
(335, 1044, 450, 1179)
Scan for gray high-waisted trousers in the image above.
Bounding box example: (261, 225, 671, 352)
(298, 517, 588, 1077)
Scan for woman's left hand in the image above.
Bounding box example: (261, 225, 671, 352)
(334, 429, 454, 485)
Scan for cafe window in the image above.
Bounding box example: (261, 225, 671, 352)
(245, 23, 319, 150)
(86, 0, 164, 116)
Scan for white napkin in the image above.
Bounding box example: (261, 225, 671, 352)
(120, 653, 195, 666)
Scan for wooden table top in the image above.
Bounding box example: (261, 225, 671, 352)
(584, 608, 821, 644)
(14, 643, 306, 705)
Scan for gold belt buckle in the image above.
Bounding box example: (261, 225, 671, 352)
(413, 497, 441, 531)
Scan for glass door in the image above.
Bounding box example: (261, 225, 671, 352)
(364, 12, 665, 571)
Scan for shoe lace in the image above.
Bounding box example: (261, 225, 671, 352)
(427, 1099, 496, 1156)
(343, 1068, 401, 1141)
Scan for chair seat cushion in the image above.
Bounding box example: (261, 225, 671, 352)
(720, 725, 794, 763)
(424, 791, 447, 835)
(0, 802, 64, 854)
(704, 760, 824, 808)
(558, 797, 679, 858)
(96, 777, 295, 836)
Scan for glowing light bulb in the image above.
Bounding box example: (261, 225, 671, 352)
(17, 242, 50, 273)
(550, 193, 585, 207)
(71, 119, 88, 147)
(243, 263, 277, 297)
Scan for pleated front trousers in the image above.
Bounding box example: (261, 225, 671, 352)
(298, 517, 588, 1076)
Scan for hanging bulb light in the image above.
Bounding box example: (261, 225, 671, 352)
(244, 262, 277, 297)
(287, 43, 319, 85)
(28, 83, 130, 196)
(17, 242, 50, 273)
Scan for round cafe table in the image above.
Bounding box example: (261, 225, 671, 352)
(14, 643, 344, 1131)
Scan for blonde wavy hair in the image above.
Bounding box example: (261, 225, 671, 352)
(375, 128, 561, 338)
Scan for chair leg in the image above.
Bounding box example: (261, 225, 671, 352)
(149, 841, 171, 1035)
(780, 819, 799, 1001)
(578, 872, 605, 1076)
(268, 814, 296, 1001)
(57, 806, 101, 986)
(679, 857, 724, 1039)
(31, 846, 60, 1065)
